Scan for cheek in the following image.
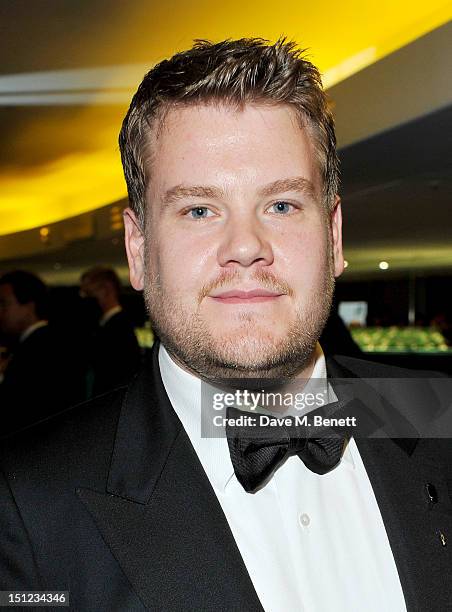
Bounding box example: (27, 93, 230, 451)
(148, 229, 213, 301)
(276, 227, 329, 283)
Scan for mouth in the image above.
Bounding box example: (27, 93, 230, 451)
(209, 289, 285, 304)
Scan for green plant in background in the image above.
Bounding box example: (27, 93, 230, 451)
(350, 327, 450, 353)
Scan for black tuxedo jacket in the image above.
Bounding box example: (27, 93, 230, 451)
(1, 343, 452, 611)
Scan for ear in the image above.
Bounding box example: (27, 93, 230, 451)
(123, 208, 145, 291)
(331, 196, 344, 278)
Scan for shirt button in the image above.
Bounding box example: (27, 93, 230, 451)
(299, 513, 311, 527)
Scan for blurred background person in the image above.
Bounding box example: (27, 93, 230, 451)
(80, 266, 142, 396)
(0, 270, 84, 437)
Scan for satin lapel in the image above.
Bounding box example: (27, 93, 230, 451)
(327, 356, 452, 611)
(77, 343, 263, 612)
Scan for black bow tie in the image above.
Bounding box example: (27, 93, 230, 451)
(226, 404, 347, 493)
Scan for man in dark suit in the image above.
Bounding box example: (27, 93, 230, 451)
(80, 266, 142, 396)
(0, 270, 83, 436)
(1, 39, 451, 611)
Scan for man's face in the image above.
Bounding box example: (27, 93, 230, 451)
(80, 278, 102, 302)
(0, 283, 32, 339)
(125, 103, 343, 379)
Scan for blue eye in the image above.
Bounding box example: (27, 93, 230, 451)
(271, 201, 293, 214)
(189, 207, 211, 219)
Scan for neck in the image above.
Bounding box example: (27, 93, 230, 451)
(164, 343, 318, 389)
(100, 297, 120, 314)
(161, 341, 327, 416)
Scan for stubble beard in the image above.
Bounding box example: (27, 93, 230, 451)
(143, 251, 335, 382)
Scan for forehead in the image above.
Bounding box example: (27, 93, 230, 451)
(147, 102, 321, 197)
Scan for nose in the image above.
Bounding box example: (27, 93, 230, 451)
(217, 215, 274, 268)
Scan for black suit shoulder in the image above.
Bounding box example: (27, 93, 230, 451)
(329, 353, 452, 475)
(329, 353, 447, 378)
(0, 387, 125, 488)
(103, 310, 134, 331)
(100, 311, 139, 347)
(0, 386, 149, 609)
(3, 326, 53, 375)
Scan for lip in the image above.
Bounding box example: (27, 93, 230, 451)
(209, 289, 284, 304)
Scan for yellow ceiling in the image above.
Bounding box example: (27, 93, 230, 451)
(1, 0, 451, 236)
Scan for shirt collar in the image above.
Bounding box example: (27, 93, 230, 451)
(100, 305, 122, 326)
(158, 342, 353, 493)
(20, 320, 48, 343)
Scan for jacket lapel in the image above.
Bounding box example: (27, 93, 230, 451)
(77, 343, 263, 611)
(327, 356, 452, 611)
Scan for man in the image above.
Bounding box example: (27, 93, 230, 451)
(0, 271, 82, 436)
(0, 39, 451, 611)
(80, 266, 142, 396)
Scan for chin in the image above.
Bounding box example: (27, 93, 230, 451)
(203, 329, 306, 375)
(209, 323, 284, 354)
(213, 336, 280, 365)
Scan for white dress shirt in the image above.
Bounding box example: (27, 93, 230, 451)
(159, 343, 407, 612)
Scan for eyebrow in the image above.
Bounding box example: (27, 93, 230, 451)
(162, 185, 223, 207)
(161, 176, 318, 207)
(258, 177, 318, 200)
